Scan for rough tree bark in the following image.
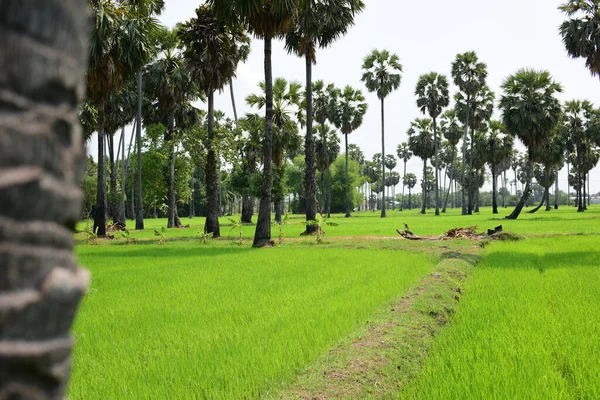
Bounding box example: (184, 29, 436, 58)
(135, 71, 144, 230)
(205, 90, 220, 237)
(0, 1, 90, 397)
(380, 96, 386, 218)
(302, 54, 318, 233)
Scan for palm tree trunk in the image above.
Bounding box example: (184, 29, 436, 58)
(135, 70, 144, 230)
(0, 2, 90, 396)
(577, 152, 584, 212)
(205, 90, 220, 237)
(461, 95, 471, 215)
(421, 158, 427, 214)
(554, 172, 559, 210)
(433, 117, 440, 215)
(380, 96, 386, 218)
(545, 183, 551, 211)
(327, 167, 332, 218)
(583, 172, 588, 210)
(502, 170, 507, 208)
(566, 161, 570, 206)
(401, 160, 406, 211)
(241, 190, 253, 223)
(528, 188, 547, 214)
(468, 127, 474, 215)
(253, 35, 274, 247)
(443, 147, 455, 212)
(167, 112, 176, 229)
(119, 126, 126, 225)
(303, 54, 318, 233)
(506, 151, 534, 220)
(94, 104, 107, 236)
(229, 78, 238, 122)
(408, 188, 412, 210)
(492, 168, 498, 214)
(345, 133, 351, 217)
(189, 173, 194, 218)
(108, 132, 119, 225)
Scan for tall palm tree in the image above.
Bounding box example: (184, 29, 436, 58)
(128, 0, 165, 232)
(210, 0, 300, 248)
(440, 109, 462, 212)
(88, 0, 159, 236)
(455, 85, 494, 214)
(415, 72, 450, 215)
(530, 133, 565, 213)
(484, 121, 514, 214)
(361, 49, 403, 218)
(178, 5, 249, 237)
(285, 0, 364, 229)
(407, 118, 435, 214)
(0, 1, 89, 396)
(499, 69, 562, 220)
(315, 123, 341, 215)
(144, 44, 198, 228)
(331, 86, 367, 217)
(451, 51, 487, 215)
(396, 142, 412, 211)
(559, 0, 600, 79)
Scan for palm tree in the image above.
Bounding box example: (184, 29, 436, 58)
(407, 118, 435, 214)
(559, 0, 600, 79)
(331, 86, 367, 217)
(403, 173, 418, 210)
(129, 0, 165, 232)
(484, 121, 514, 214)
(87, 0, 159, 236)
(451, 51, 487, 215)
(396, 142, 412, 211)
(361, 49, 403, 218)
(499, 69, 562, 220)
(210, 0, 301, 248)
(455, 85, 495, 214)
(178, 5, 249, 237)
(0, 1, 89, 396)
(285, 0, 364, 229)
(315, 123, 341, 214)
(529, 133, 565, 213)
(415, 72, 450, 215)
(440, 109, 462, 212)
(384, 154, 397, 209)
(246, 78, 304, 221)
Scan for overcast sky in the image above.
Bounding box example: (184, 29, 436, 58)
(90, 0, 600, 194)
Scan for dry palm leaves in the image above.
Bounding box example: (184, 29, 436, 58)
(397, 224, 512, 241)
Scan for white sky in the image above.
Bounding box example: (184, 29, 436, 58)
(89, 0, 600, 194)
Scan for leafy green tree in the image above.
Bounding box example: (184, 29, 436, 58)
(403, 173, 418, 210)
(408, 118, 435, 214)
(329, 155, 363, 213)
(331, 86, 367, 217)
(210, 0, 301, 248)
(396, 142, 412, 211)
(178, 5, 249, 237)
(484, 121, 514, 214)
(315, 124, 340, 216)
(499, 69, 563, 219)
(451, 51, 487, 215)
(415, 72, 450, 215)
(361, 49, 403, 218)
(285, 0, 364, 230)
(348, 144, 365, 165)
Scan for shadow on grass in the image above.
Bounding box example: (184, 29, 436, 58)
(440, 251, 482, 266)
(483, 251, 600, 271)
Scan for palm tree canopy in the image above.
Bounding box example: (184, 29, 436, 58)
(208, 0, 300, 38)
(559, 0, 600, 77)
(348, 144, 365, 164)
(361, 49, 403, 100)
(499, 69, 563, 151)
(384, 154, 397, 170)
(455, 85, 495, 131)
(332, 85, 367, 135)
(440, 109, 463, 145)
(415, 72, 450, 120)
(177, 5, 249, 93)
(315, 124, 340, 171)
(403, 173, 417, 188)
(87, 0, 160, 105)
(485, 120, 514, 172)
(451, 51, 487, 97)
(285, 0, 364, 63)
(396, 142, 412, 163)
(407, 118, 435, 161)
(312, 80, 339, 125)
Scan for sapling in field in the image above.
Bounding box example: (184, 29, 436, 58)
(154, 226, 166, 245)
(198, 230, 214, 245)
(120, 229, 137, 245)
(84, 227, 98, 245)
(272, 213, 289, 245)
(229, 218, 244, 246)
(303, 213, 338, 243)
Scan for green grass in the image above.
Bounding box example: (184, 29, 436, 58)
(401, 236, 600, 400)
(77, 205, 600, 243)
(69, 244, 437, 399)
